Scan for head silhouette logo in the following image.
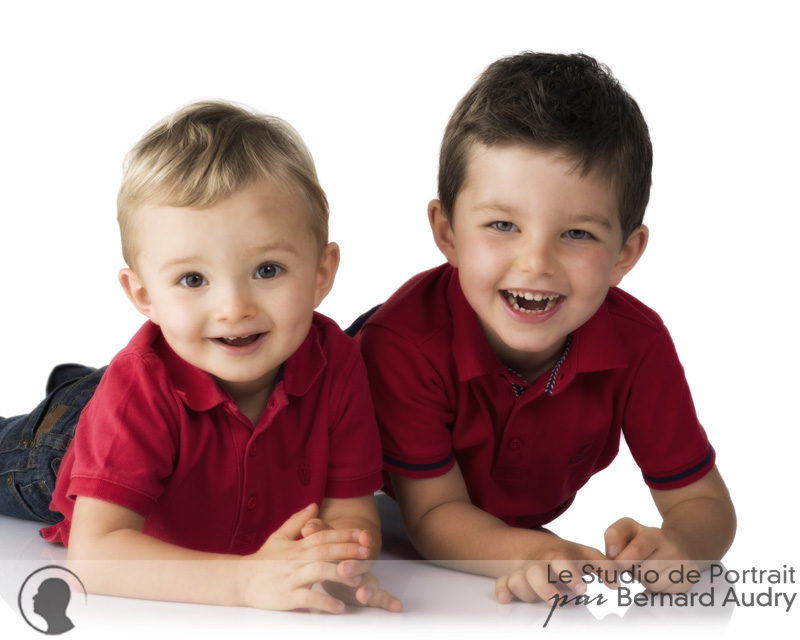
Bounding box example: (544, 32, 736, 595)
(18, 565, 87, 635)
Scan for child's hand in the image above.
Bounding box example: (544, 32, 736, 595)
(302, 518, 403, 612)
(604, 517, 698, 593)
(495, 539, 612, 604)
(237, 503, 371, 613)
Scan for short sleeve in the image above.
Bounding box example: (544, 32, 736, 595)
(359, 325, 456, 479)
(63, 352, 180, 516)
(323, 338, 384, 498)
(622, 325, 715, 490)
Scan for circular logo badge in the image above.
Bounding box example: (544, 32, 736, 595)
(17, 565, 87, 635)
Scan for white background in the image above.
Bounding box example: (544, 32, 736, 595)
(1, 0, 797, 636)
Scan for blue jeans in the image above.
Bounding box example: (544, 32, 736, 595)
(0, 364, 104, 523)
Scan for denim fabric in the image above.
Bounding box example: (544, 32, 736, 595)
(0, 364, 104, 523)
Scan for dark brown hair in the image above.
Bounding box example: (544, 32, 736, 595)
(438, 52, 652, 240)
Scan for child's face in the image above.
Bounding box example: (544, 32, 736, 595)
(119, 181, 338, 400)
(431, 144, 647, 378)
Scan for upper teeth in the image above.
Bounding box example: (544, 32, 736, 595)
(506, 289, 559, 301)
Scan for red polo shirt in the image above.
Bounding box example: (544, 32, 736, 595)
(42, 314, 383, 554)
(359, 264, 714, 528)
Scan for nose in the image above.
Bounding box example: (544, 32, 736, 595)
(518, 234, 558, 277)
(213, 282, 257, 324)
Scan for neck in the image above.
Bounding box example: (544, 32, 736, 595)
(214, 370, 279, 426)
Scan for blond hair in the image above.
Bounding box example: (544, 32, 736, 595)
(117, 100, 329, 265)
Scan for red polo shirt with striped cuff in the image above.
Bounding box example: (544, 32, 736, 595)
(359, 264, 715, 529)
(42, 314, 383, 554)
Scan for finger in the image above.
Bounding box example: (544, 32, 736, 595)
(301, 527, 362, 548)
(576, 545, 619, 590)
(271, 503, 319, 542)
(360, 583, 403, 612)
(295, 560, 364, 589)
(604, 517, 639, 559)
(613, 530, 659, 565)
(495, 575, 513, 604)
(300, 518, 328, 538)
(337, 559, 371, 579)
(306, 540, 371, 563)
(355, 528, 374, 549)
(541, 560, 587, 597)
(291, 588, 346, 614)
(510, 566, 552, 603)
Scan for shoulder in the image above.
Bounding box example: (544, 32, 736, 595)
(600, 288, 685, 369)
(602, 287, 670, 352)
(311, 312, 361, 362)
(605, 287, 665, 330)
(362, 263, 455, 348)
(99, 322, 179, 402)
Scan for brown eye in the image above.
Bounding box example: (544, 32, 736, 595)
(255, 263, 283, 279)
(179, 273, 206, 288)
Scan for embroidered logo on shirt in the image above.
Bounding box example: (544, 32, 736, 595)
(568, 444, 593, 464)
(297, 462, 311, 487)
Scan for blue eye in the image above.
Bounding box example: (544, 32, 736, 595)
(255, 263, 283, 279)
(179, 273, 206, 288)
(491, 221, 517, 232)
(565, 229, 593, 240)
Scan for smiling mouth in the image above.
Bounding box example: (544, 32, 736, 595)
(502, 289, 562, 314)
(216, 334, 264, 347)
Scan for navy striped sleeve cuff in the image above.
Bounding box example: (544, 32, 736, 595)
(642, 445, 715, 488)
(383, 451, 454, 474)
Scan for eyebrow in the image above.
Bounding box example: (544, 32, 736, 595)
(245, 242, 300, 257)
(473, 202, 615, 232)
(563, 214, 614, 232)
(158, 242, 300, 273)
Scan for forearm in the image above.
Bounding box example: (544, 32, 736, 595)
(660, 495, 736, 565)
(409, 499, 563, 578)
(68, 527, 244, 606)
(653, 466, 737, 566)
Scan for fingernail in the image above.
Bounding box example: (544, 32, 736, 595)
(606, 545, 618, 558)
(359, 546, 369, 557)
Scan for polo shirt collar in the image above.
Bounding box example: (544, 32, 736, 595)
(447, 269, 507, 381)
(146, 317, 327, 413)
(445, 269, 629, 385)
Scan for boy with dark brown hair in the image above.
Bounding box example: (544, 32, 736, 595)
(358, 52, 735, 603)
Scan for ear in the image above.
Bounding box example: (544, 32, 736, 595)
(610, 224, 649, 287)
(313, 242, 340, 307)
(428, 199, 459, 267)
(119, 268, 158, 322)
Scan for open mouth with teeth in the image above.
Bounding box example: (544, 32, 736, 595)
(215, 334, 263, 347)
(502, 289, 562, 314)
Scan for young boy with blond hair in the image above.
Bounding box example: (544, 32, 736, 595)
(357, 52, 736, 603)
(0, 101, 400, 614)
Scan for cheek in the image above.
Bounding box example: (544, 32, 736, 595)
(459, 238, 506, 283)
(568, 251, 617, 290)
(270, 283, 316, 325)
(153, 297, 204, 337)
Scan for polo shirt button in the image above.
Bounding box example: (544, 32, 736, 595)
(249, 443, 258, 456)
(508, 438, 524, 451)
(247, 496, 258, 510)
